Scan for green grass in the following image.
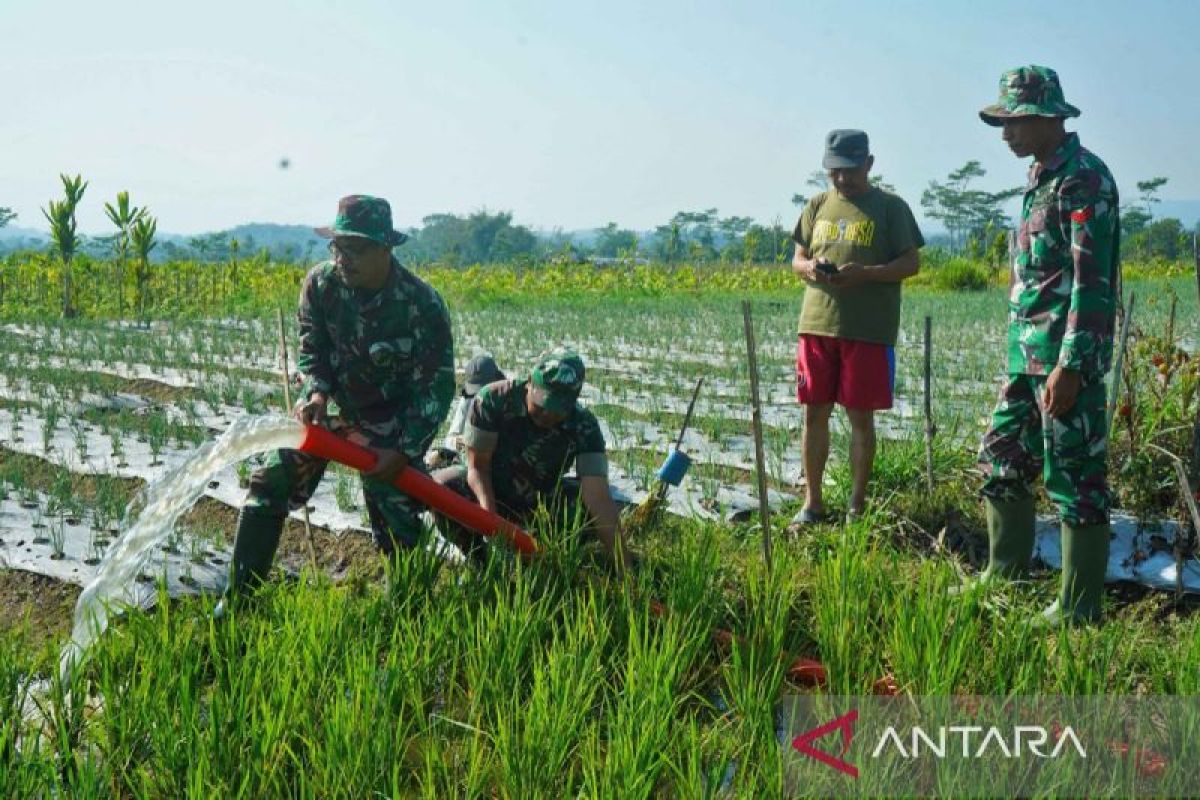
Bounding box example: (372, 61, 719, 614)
(5, 488, 1200, 796)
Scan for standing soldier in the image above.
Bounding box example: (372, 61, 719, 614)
(225, 195, 455, 597)
(789, 129, 924, 526)
(969, 66, 1120, 626)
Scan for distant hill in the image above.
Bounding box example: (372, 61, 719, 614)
(223, 223, 322, 253)
(0, 225, 46, 243)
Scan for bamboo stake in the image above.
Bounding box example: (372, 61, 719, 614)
(1107, 291, 1135, 435)
(741, 301, 772, 570)
(923, 315, 936, 492)
(278, 307, 319, 572)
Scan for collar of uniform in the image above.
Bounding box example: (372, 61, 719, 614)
(1026, 132, 1081, 190)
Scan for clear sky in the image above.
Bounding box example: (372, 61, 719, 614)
(3, 0, 1198, 235)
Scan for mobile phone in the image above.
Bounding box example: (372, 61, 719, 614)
(816, 260, 837, 275)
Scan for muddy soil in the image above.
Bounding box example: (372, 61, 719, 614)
(0, 569, 80, 653)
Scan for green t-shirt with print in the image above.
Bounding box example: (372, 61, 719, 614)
(792, 188, 924, 346)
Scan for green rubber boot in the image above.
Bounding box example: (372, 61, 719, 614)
(1032, 522, 1110, 628)
(213, 506, 287, 618)
(949, 496, 1036, 596)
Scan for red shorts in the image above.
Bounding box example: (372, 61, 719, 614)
(796, 334, 894, 410)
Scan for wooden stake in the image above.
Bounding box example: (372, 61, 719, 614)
(1166, 293, 1177, 350)
(1193, 231, 1199, 307)
(1171, 453, 1198, 601)
(278, 307, 319, 572)
(923, 315, 936, 492)
(1190, 234, 1200, 512)
(741, 301, 772, 570)
(1107, 291, 1135, 436)
(1148, 444, 1200, 602)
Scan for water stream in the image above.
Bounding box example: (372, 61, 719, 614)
(58, 414, 304, 682)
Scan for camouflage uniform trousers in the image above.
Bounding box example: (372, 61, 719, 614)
(245, 420, 427, 555)
(977, 372, 1111, 526)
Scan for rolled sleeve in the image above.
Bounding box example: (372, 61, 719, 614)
(575, 451, 608, 477)
(464, 422, 498, 453)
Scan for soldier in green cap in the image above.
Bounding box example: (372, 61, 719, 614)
(963, 66, 1120, 626)
(430, 347, 633, 571)
(224, 194, 455, 598)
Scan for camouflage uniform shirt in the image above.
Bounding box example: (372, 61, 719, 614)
(463, 378, 608, 510)
(1008, 132, 1120, 377)
(297, 259, 455, 461)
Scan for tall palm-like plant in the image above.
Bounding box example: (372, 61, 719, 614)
(42, 174, 88, 317)
(130, 214, 157, 324)
(104, 191, 145, 317)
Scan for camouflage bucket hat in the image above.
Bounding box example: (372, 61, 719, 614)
(314, 194, 409, 246)
(529, 347, 585, 414)
(979, 66, 1081, 126)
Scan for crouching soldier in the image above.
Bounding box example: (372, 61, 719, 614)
(431, 347, 632, 571)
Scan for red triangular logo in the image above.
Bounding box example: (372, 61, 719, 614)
(791, 709, 859, 778)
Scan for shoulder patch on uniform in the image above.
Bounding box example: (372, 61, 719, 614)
(1070, 207, 1093, 224)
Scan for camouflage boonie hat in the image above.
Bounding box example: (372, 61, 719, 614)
(529, 347, 584, 414)
(315, 194, 409, 246)
(979, 66, 1081, 126)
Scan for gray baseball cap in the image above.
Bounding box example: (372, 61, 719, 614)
(822, 129, 870, 169)
(463, 353, 505, 395)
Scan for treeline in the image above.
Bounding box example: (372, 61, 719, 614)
(3, 164, 1198, 270)
(402, 209, 798, 265)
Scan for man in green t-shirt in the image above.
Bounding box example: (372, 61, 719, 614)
(789, 129, 924, 525)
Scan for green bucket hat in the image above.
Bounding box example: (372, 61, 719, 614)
(529, 347, 585, 414)
(314, 194, 408, 246)
(980, 66, 1081, 126)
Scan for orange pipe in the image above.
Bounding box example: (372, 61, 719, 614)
(297, 424, 539, 555)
